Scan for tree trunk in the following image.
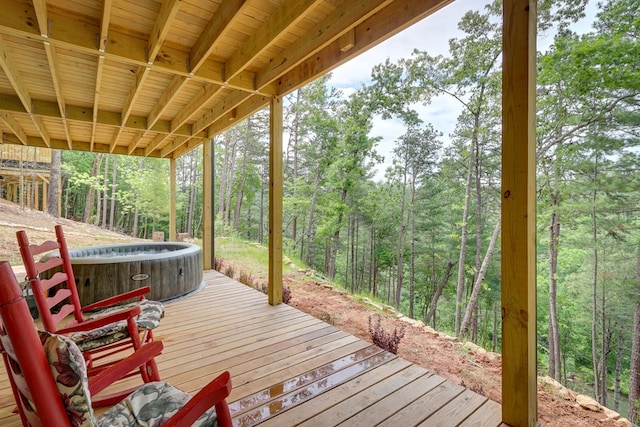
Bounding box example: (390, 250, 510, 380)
(591, 197, 601, 402)
(629, 297, 640, 424)
(304, 169, 322, 265)
(187, 154, 197, 235)
(94, 154, 103, 226)
(614, 335, 622, 412)
(548, 190, 562, 380)
(101, 155, 109, 227)
(396, 167, 408, 307)
(459, 218, 501, 337)
(82, 153, 100, 223)
(455, 145, 475, 336)
(109, 156, 117, 230)
(46, 149, 61, 217)
(425, 262, 455, 327)
(409, 174, 417, 319)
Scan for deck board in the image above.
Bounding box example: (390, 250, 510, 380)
(0, 270, 503, 426)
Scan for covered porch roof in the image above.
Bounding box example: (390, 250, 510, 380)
(0, 0, 452, 157)
(0, 1, 537, 425)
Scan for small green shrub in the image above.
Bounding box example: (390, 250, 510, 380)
(368, 314, 405, 355)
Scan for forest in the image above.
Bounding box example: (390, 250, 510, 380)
(3, 0, 638, 421)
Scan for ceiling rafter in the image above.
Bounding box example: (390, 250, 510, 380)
(0, 34, 32, 113)
(0, 0, 270, 96)
(1, 132, 162, 157)
(225, 0, 323, 82)
(160, 135, 189, 158)
(0, 32, 53, 146)
(144, 133, 171, 157)
(90, 54, 106, 151)
(29, 115, 50, 147)
(0, 112, 28, 145)
(31, 0, 48, 36)
(100, 0, 114, 53)
(122, 0, 183, 154)
(43, 41, 72, 149)
(31, 0, 72, 149)
(148, 0, 182, 63)
(277, 0, 452, 95)
(172, 84, 223, 133)
(190, 0, 249, 76)
(148, 75, 189, 129)
(256, 0, 394, 90)
(165, 90, 252, 158)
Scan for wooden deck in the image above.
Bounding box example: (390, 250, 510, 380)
(0, 270, 503, 426)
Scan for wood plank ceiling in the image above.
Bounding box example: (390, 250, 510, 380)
(0, 0, 452, 159)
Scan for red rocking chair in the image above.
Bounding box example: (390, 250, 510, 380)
(0, 260, 232, 427)
(16, 225, 165, 406)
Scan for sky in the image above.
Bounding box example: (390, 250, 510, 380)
(327, 0, 600, 179)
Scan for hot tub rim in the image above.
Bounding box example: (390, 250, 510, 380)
(44, 242, 202, 265)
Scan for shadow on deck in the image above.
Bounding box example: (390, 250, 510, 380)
(0, 270, 503, 426)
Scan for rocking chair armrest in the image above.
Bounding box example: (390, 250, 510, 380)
(59, 305, 142, 333)
(162, 371, 233, 427)
(81, 287, 151, 312)
(88, 341, 164, 396)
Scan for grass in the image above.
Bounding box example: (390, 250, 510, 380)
(214, 236, 298, 279)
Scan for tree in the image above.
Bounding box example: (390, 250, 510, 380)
(46, 149, 61, 217)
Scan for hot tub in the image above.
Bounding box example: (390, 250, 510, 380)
(43, 242, 203, 306)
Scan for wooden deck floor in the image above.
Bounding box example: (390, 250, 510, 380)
(0, 270, 503, 426)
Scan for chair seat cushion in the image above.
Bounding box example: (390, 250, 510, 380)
(98, 382, 219, 427)
(39, 330, 97, 427)
(70, 301, 164, 352)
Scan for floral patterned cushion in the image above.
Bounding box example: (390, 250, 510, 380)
(71, 300, 164, 351)
(39, 330, 97, 427)
(98, 382, 219, 427)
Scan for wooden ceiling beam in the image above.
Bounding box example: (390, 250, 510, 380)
(126, 0, 183, 154)
(99, 0, 113, 52)
(144, 133, 170, 157)
(91, 54, 106, 151)
(225, 0, 324, 82)
(148, 75, 190, 129)
(1, 133, 162, 157)
(192, 91, 252, 137)
(171, 83, 223, 133)
(160, 135, 189, 158)
(206, 94, 270, 138)
(31, 0, 48, 36)
(0, 0, 266, 95)
(29, 115, 50, 147)
(121, 66, 151, 125)
(43, 41, 72, 149)
(148, 0, 182, 63)
(0, 34, 32, 113)
(256, 0, 394, 89)
(0, 112, 28, 145)
(189, 0, 248, 75)
(277, 0, 453, 96)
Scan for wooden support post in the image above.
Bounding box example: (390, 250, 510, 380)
(203, 139, 214, 270)
(42, 181, 47, 212)
(169, 157, 177, 242)
(501, 1, 537, 426)
(268, 96, 283, 305)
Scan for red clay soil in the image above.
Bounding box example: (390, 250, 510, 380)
(284, 276, 630, 427)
